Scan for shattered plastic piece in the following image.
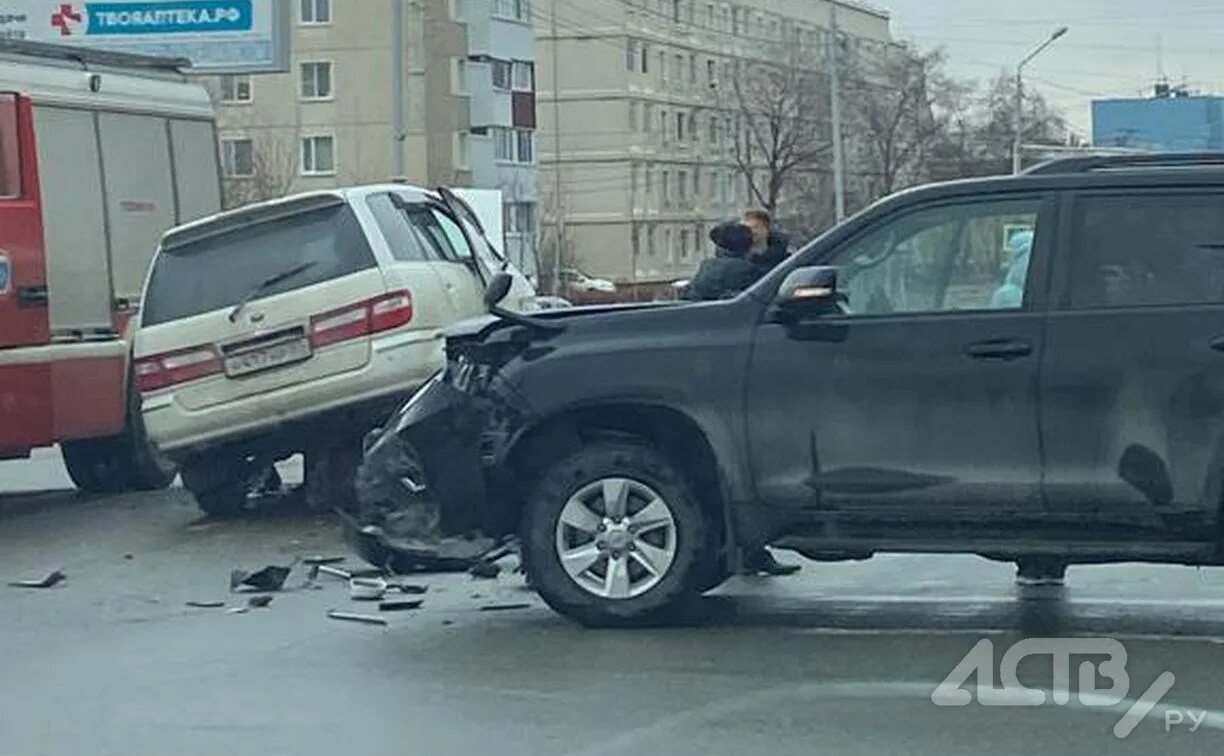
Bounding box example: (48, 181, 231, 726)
(349, 577, 387, 601)
(479, 603, 531, 612)
(318, 565, 352, 580)
(231, 562, 295, 592)
(247, 595, 274, 608)
(186, 600, 225, 608)
(468, 561, 501, 579)
(9, 569, 65, 588)
(391, 583, 428, 595)
(327, 610, 388, 626)
(379, 599, 423, 612)
(303, 555, 346, 565)
(226, 607, 249, 615)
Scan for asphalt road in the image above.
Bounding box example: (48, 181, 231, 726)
(3, 450, 1224, 755)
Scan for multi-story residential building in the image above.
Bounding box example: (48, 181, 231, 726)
(211, 0, 539, 277)
(535, 0, 892, 286)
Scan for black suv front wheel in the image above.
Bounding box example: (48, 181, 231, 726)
(522, 441, 709, 627)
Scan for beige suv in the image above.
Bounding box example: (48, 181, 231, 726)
(133, 185, 534, 515)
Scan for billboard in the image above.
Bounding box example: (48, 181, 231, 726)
(0, 0, 290, 72)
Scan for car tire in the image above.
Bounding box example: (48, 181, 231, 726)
(182, 454, 250, 517)
(522, 441, 710, 627)
(122, 380, 178, 491)
(61, 437, 130, 494)
(305, 440, 361, 513)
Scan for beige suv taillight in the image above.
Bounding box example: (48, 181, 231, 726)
(309, 290, 413, 348)
(135, 346, 223, 392)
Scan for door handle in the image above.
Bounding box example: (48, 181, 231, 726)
(17, 285, 48, 308)
(964, 338, 1032, 361)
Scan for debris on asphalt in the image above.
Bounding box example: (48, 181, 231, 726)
(225, 607, 249, 615)
(327, 610, 387, 626)
(348, 567, 388, 579)
(317, 564, 352, 580)
(378, 599, 423, 612)
(9, 569, 65, 589)
(441, 619, 454, 626)
(478, 603, 531, 612)
(185, 600, 225, 608)
(230, 562, 295, 592)
(349, 577, 387, 601)
(390, 582, 428, 594)
(123, 554, 134, 561)
(303, 555, 346, 566)
(247, 595, 274, 608)
(468, 561, 501, 579)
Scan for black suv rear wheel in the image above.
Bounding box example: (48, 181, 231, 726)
(522, 441, 709, 627)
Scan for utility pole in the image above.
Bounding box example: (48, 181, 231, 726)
(828, 2, 846, 223)
(1013, 26, 1068, 174)
(390, 0, 406, 179)
(549, 0, 566, 295)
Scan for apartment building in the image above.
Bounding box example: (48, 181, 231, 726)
(535, 0, 892, 285)
(212, 0, 539, 276)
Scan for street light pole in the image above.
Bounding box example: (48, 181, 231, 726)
(1013, 26, 1068, 174)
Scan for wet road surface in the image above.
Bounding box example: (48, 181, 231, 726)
(2, 450, 1224, 755)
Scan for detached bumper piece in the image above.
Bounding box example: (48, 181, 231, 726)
(346, 377, 498, 573)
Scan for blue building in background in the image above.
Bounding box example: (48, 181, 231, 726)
(1093, 84, 1224, 152)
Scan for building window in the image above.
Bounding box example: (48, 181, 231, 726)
(220, 138, 254, 177)
(676, 112, 685, 142)
(300, 135, 335, 175)
(628, 102, 638, 131)
(660, 108, 669, 144)
(661, 169, 671, 207)
(493, 127, 514, 161)
(643, 103, 653, 133)
(300, 0, 330, 25)
(452, 58, 468, 94)
(647, 225, 656, 256)
(706, 2, 714, 27)
(671, 0, 681, 21)
(708, 115, 717, 144)
(504, 201, 537, 234)
(706, 59, 716, 88)
(454, 132, 470, 169)
(664, 227, 673, 263)
(300, 61, 333, 100)
(644, 167, 653, 200)
(219, 74, 252, 104)
(627, 39, 638, 72)
(708, 170, 717, 199)
(688, 55, 696, 85)
(679, 229, 690, 260)
(657, 50, 666, 83)
(640, 43, 649, 74)
(672, 54, 683, 86)
(493, 0, 531, 22)
(516, 130, 534, 163)
(512, 61, 535, 91)
(492, 59, 512, 90)
(692, 166, 700, 197)
(678, 170, 688, 201)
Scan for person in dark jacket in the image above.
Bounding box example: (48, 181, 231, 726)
(683, 211, 801, 577)
(682, 210, 791, 302)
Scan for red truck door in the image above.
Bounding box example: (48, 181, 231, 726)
(0, 92, 52, 456)
(0, 93, 48, 348)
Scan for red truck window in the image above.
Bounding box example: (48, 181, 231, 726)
(0, 94, 21, 199)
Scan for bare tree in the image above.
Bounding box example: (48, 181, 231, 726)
(222, 136, 298, 210)
(727, 51, 831, 218)
(845, 46, 967, 201)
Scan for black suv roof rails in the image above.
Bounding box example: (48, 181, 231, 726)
(1023, 152, 1224, 176)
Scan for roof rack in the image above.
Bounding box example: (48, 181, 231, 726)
(0, 39, 189, 72)
(1023, 152, 1224, 176)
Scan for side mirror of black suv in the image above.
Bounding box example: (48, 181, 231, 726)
(773, 266, 844, 320)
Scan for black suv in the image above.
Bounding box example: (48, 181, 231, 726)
(355, 154, 1224, 626)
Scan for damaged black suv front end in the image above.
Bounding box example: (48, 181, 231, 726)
(345, 313, 550, 570)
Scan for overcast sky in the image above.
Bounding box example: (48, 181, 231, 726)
(877, 0, 1224, 137)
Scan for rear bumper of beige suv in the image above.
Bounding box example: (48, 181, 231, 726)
(141, 330, 443, 459)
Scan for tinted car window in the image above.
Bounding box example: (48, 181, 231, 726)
(829, 198, 1041, 315)
(366, 194, 430, 262)
(1068, 193, 1224, 309)
(143, 204, 374, 326)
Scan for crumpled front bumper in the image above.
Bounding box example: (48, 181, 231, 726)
(345, 373, 510, 570)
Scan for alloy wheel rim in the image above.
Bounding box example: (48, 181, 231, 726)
(554, 477, 678, 599)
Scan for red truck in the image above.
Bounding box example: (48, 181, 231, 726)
(0, 40, 221, 492)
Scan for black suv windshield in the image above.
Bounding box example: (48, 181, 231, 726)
(142, 204, 375, 326)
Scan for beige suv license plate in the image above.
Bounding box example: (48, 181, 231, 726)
(224, 337, 312, 378)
